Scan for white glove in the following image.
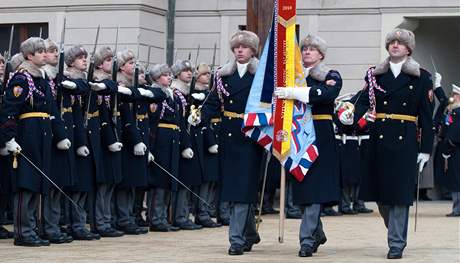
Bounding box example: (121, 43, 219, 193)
(191, 93, 206, 101)
(77, 146, 90, 157)
(108, 142, 123, 152)
(181, 148, 194, 159)
(208, 144, 218, 154)
(148, 152, 155, 163)
(339, 109, 354, 125)
(138, 88, 154, 98)
(274, 87, 311, 103)
(187, 114, 201, 126)
(417, 153, 430, 173)
(5, 138, 21, 153)
(133, 142, 147, 156)
(0, 147, 9, 156)
(89, 82, 107, 91)
(434, 72, 442, 88)
(61, 80, 77, 90)
(56, 139, 71, 150)
(117, 86, 132, 95)
(442, 153, 451, 159)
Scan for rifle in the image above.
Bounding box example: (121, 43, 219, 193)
(145, 45, 152, 85)
(111, 26, 120, 142)
(133, 37, 140, 127)
(84, 25, 101, 127)
(56, 18, 66, 118)
(1, 25, 15, 100)
(209, 43, 217, 91)
(188, 45, 200, 104)
(39, 27, 43, 39)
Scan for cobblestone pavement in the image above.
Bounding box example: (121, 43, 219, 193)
(0, 201, 458, 263)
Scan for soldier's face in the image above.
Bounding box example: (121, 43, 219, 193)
(120, 59, 135, 75)
(302, 46, 323, 67)
(197, 72, 210, 85)
(72, 55, 88, 71)
(100, 57, 113, 73)
(45, 49, 58, 66)
(156, 74, 171, 87)
(28, 50, 47, 67)
(233, 45, 254, 64)
(388, 40, 410, 59)
(178, 69, 192, 83)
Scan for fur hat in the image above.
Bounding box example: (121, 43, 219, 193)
(300, 34, 327, 58)
(148, 63, 171, 80)
(44, 38, 58, 52)
(385, 28, 415, 54)
(229, 30, 259, 54)
(171, 59, 193, 76)
(65, 45, 88, 67)
(20, 37, 46, 59)
(117, 49, 135, 70)
(94, 46, 113, 68)
(452, 84, 460, 95)
(196, 63, 211, 78)
(11, 53, 25, 71)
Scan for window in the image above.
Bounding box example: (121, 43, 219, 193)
(0, 23, 48, 58)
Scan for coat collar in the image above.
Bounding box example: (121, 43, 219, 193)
(18, 60, 44, 78)
(218, 57, 258, 77)
(194, 83, 208, 91)
(64, 67, 86, 80)
(93, 69, 111, 81)
(117, 72, 132, 87)
(171, 79, 190, 96)
(42, 64, 58, 80)
(308, 62, 330, 82)
(373, 56, 420, 77)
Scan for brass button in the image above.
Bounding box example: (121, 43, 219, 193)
(229, 100, 233, 104)
(382, 118, 386, 122)
(172, 140, 175, 143)
(65, 126, 68, 130)
(195, 134, 197, 137)
(399, 136, 403, 140)
(228, 117, 232, 120)
(89, 131, 92, 134)
(383, 101, 388, 105)
(409, 85, 413, 90)
(44, 132, 47, 136)
(401, 120, 405, 123)
(228, 133, 232, 137)
(402, 102, 407, 106)
(379, 134, 383, 139)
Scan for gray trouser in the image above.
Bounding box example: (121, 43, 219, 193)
(115, 187, 135, 227)
(174, 187, 190, 225)
(69, 192, 88, 232)
(219, 201, 230, 220)
(93, 184, 115, 231)
(299, 204, 322, 247)
(149, 188, 170, 226)
(14, 190, 40, 239)
(197, 182, 212, 221)
(377, 204, 409, 251)
(286, 181, 301, 214)
(229, 203, 258, 246)
(43, 189, 62, 236)
(451, 192, 460, 214)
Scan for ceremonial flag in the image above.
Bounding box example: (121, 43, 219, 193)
(242, 0, 318, 182)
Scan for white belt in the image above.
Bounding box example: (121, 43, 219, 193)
(335, 135, 370, 145)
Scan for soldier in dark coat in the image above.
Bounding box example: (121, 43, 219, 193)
(190, 63, 221, 228)
(439, 83, 460, 217)
(0, 37, 69, 246)
(41, 38, 76, 244)
(170, 60, 202, 230)
(194, 30, 263, 255)
(275, 34, 342, 257)
(147, 63, 182, 232)
(63, 45, 101, 241)
(340, 28, 434, 259)
(113, 49, 149, 235)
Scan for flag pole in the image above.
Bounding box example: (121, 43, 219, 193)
(279, 167, 286, 243)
